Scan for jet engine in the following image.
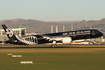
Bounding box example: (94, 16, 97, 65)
(62, 37, 72, 44)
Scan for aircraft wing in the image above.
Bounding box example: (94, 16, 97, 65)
(43, 35, 64, 41)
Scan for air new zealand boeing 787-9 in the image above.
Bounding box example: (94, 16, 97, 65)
(2, 24, 103, 47)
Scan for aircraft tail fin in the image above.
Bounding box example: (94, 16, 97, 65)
(2, 24, 19, 40)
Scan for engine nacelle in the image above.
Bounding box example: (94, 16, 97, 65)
(62, 37, 72, 44)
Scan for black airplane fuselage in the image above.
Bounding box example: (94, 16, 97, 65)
(6, 29, 103, 45)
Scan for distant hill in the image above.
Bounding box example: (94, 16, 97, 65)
(0, 18, 105, 35)
(0, 19, 79, 33)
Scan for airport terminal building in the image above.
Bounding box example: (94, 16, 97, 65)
(0, 28, 26, 41)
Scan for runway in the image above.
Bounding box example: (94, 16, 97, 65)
(0, 44, 105, 49)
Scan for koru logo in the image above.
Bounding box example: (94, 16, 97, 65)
(6, 28, 13, 37)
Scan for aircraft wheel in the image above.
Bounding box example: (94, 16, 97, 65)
(55, 45, 57, 47)
(51, 45, 56, 48)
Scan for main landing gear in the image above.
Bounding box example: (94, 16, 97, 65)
(51, 41, 57, 48)
(51, 44, 57, 48)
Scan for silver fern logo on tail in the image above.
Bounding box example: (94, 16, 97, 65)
(6, 28, 13, 37)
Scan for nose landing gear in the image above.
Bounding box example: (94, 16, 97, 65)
(51, 41, 57, 48)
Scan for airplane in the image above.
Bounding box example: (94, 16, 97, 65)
(1, 24, 103, 47)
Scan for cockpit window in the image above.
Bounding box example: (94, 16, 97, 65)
(96, 30, 99, 33)
(98, 31, 99, 33)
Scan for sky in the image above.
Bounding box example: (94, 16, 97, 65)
(0, 0, 105, 21)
